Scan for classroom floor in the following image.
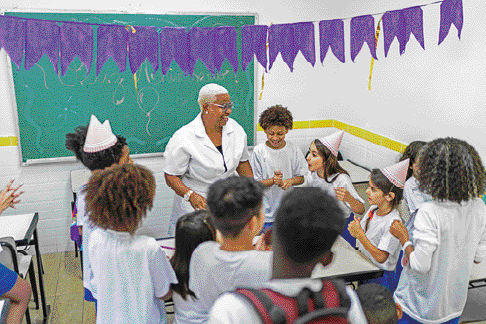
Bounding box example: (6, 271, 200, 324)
(21, 251, 486, 324)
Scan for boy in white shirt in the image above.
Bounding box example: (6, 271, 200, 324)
(189, 176, 272, 323)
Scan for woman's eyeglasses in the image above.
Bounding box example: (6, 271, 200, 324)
(212, 102, 234, 111)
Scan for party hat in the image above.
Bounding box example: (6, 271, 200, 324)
(83, 115, 118, 153)
(381, 159, 410, 188)
(319, 130, 344, 157)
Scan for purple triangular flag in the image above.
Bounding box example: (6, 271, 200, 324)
(190, 27, 216, 76)
(350, 15, 377, 62)
(402, 6, 425, 50)
(129, 26, 159, 74)
(293, 22, 315, 67)
(213, 26, 238, 74)
(383, 10, 407, 57)
(439, 0, 463, 45)
(319, 19, 345, 63)
(25, 19, 60, 73)
(241, 25, 268, 71)
(60, 22, 93, 76)
(96, 25, 128, 76)
(159, 27, 192, 76)
(268, 23, 296, 71)
(0, 16, 26, 68)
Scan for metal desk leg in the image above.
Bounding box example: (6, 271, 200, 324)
(32, 229, 50, 323)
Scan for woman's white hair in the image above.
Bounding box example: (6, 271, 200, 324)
(198, 83, 228, 111)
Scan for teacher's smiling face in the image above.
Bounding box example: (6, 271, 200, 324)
(205, 93, 232, 128)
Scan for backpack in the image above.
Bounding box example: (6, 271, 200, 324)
(235, 279, 351, 324)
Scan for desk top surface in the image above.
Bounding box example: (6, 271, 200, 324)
(470, 261, 486, 282)
(340, 161, 370, 184)
(0, 213, 37, 241)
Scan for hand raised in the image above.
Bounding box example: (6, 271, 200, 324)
(347, 215, 363, 238)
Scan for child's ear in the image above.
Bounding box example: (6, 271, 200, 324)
(385, 192, 395, 202)
(395, 302, 403, 320)
(319, 251, 333, 267)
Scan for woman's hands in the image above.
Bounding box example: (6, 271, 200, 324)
(0, 180, 23, 214)
(189, 192, 208, 210)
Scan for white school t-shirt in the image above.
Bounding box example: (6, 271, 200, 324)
(356, 207, 401, 271)
(188, 241, 273, 323)
(89, 229, 178, 324)
(172, 291, 205, 324)
(250, 141, 307, 222)
(304, 171, 364, 217)
(394, 199, 486, 324)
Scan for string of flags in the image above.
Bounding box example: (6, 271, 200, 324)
(0, 0, 463, 76)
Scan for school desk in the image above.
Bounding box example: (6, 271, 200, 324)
(469, 261, 486, 289)
(0, 213, 50, 323)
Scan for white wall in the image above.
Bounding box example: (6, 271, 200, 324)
(1, 0, 484, 252)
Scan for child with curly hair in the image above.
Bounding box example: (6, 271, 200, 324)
(86, 164, 177, 324)
(250, 105, 307, 229)
(390, 137, 486, 324)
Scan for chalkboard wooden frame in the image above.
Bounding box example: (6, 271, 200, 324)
(5, 9, 258, 165)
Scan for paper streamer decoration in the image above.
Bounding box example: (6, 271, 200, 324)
(439, 0, 463, 45)
(241, 24, 268, 71)
(319, 19, 345, 63)
(25, 19, 60, 73)
(190, 27, 215, 75)
(383, 10, 406, 57)
(60, 22, 93, 76)
(96, 25, 128, 76)
(0, 16, 26, 69)
(128, 26, 159, 74)
(268, 22, 315, 71)
(369, 19, 381, 90)
(350, 15, 377, 62)
(159, 27, 192, 76)
(213, 26, 239, 74)
(403, 6, 425, 50)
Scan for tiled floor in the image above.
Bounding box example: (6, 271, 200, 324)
(20, 251, 486, 324)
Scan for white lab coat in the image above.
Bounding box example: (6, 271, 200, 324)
(164, 113, 250, 235)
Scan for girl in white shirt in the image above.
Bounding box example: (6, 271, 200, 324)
(85, 164, 177, 324)
(305, 132, 365, 246)
(390, 137, 486, 324)
(170, 210, 217, 324)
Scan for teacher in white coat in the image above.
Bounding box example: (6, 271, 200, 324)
(164, 83, 254, 235)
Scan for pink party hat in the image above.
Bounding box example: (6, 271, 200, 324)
(380, 159, 410, 188)
(319, 130, 344, 157)
(83, 115, 118, 153)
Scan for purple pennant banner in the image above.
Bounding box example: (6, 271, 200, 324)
(97, 25, 128, 76)
(439, 0, 463, 45)
(60, 22, 93, 76)
(383, 10, 407, 57)
(350, 15, 377, 62)
(190, 27, 216, 76)
(403, 6, 425, 50)
(159, 27, 192, 76)
(268, 24, 295, 71)
(25, 19, 60, 73)
(241, 25, 268, 71)
(129, 26, 159, 74)
(0, 16, 26, 69)
(319, 19, 345, 63)
(213, 26, 238, 74)
(292, 22, 315, 67)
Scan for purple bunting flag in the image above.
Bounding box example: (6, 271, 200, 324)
(293, 22, 315, 67)
(383, 10, 407, 57)
(190, 27, 216, 76)
(319, 19, 345, 63)
(350, 15, 377, 62)
(213, 26, 239, 74)
(0, 16, 26, 68)
(439, 0, 463, 45)
(241, 25, 268, 71)
(60, 22, 93, 76)
(129, 26, 159, 74)
(403, 6, 425, 50)
(159, 27, 192, 76)
(96, 25, 128, 76)
(25, 19, 60, 73)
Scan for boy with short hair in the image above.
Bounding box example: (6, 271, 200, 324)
(188, 176, 272, 322)
(209, 187, 368, 323)
(356, 283, 403, 324)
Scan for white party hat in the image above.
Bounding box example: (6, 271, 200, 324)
(319, 130, 344, 157)
(381, 159, 410, 188)
(83, 115, 118, 153)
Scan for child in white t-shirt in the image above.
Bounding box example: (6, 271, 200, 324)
(348, 159, 409, 292)
(85, 164, 177, 324)
(250, 105, 307, 229)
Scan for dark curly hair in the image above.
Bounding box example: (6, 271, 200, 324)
(65, 125, 127, 171)
(258, 105, 293, 130)
(85, 164, 155, 235)
(417, 137, 485, 203)
(207, 176, 264, 238)
(313, 139, 349, 183)
(400, 141, 427, 180)
(370, 169, 403, 209)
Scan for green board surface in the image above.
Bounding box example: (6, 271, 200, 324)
(7, 12, 255, 163)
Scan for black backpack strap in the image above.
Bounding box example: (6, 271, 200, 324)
(234, 288, 287, 324)
(295, 287, 313, 317)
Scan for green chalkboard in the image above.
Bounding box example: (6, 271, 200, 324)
(7, 12, 255, 163)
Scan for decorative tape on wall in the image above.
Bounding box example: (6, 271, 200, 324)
(0, 136, 18, 146)
(257, 120, 407, 153)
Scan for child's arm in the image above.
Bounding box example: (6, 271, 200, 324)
(279, 176, 304, 190)
(335, 187, 365, 214)
(348, 216, 390, 263)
